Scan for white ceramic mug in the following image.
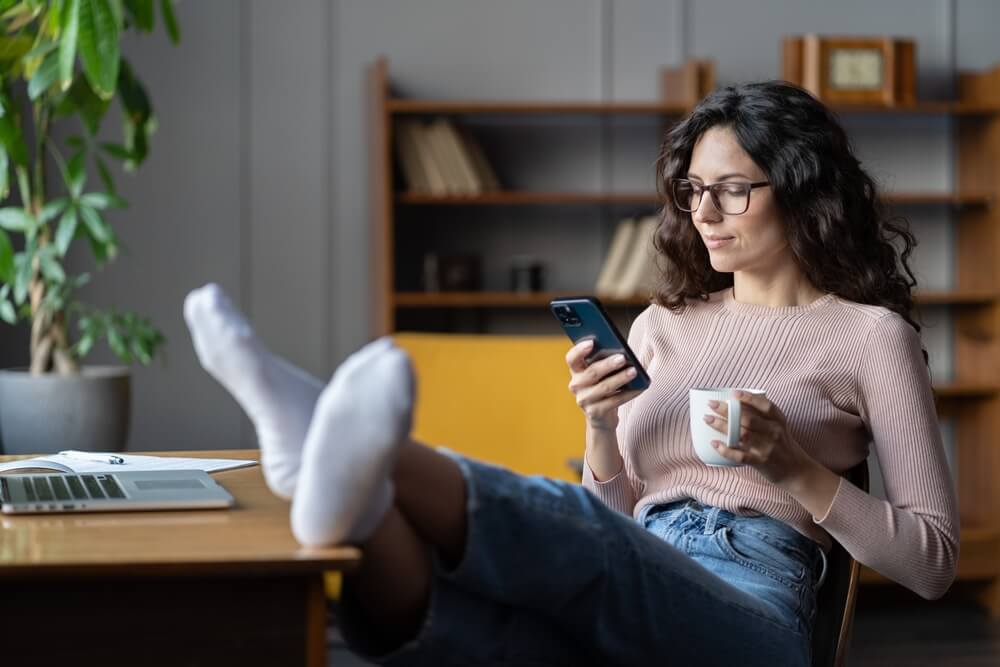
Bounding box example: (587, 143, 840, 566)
(688, 387, 766, 467)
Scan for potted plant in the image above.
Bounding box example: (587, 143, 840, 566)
(0, 0, 178, 455)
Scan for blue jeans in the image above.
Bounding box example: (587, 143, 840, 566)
(341, 455, 827, 666)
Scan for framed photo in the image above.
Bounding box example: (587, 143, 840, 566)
(782, 35, 915, 106)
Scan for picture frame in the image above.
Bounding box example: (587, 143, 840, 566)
(782, 35, 915, 106)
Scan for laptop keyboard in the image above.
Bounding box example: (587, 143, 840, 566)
(21, 474, 125, 502)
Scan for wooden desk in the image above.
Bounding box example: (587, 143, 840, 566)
(0, 449, 360, 667)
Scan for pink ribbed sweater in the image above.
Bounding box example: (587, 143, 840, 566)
(582, 288, 959, 599)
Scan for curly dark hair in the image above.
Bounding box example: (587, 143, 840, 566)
(653, 80, 920, 335)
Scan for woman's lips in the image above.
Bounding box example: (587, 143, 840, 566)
(705, 236, 734, 249)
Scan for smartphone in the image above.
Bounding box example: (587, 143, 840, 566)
(549, 296, 651, 392)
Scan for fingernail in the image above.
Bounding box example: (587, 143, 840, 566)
(612, 354, 626, 365)
(626, 367, 637, 377)
(712, 440, 723, 448)
(582, 339, 594, 348)
(708, 400, 719, 409)
(703, 415, 714, 424)
(733, 390, 744, 398)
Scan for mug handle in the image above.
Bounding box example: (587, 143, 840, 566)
(726, 398, 741, 448)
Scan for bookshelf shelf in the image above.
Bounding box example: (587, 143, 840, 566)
(396, 191, 992, 208)
(915, 290, 997, 305)
(394, 291, 647, 308)
(933, 382, 1000, 398)
(387, 99, 690, 115)
(394, 289, 992, 308)
(387, 100, 1000, 117)
(397, 192, 662, 206)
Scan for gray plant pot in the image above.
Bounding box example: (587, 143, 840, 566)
(0, 366, 131, 455)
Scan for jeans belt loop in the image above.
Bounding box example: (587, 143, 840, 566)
(703, 506, 720, 535)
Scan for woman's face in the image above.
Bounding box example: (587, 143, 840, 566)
(687, 126, 790, 276)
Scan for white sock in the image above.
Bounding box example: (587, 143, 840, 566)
(183, 283, 325, 499)
(291, 340, 414, 546)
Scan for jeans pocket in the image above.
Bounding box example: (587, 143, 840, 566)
(715, 526, 808, 590)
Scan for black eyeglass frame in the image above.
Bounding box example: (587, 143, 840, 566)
(669, 178, 771, 215)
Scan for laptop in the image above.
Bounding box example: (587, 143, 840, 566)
(0, 470, 235, 514)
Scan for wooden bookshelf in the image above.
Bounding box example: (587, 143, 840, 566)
(386, 99, 690, 115)
(387, 99, 1000, 117)
(397, 191, 991, 207)
(370, 58, 1000, 610)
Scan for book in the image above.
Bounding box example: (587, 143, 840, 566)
(611, 216, 660, 299)
(594, 218, 637, 296)
(426, 120, 466, 194)
(407, 121, 449, 195)
(0, 451, 258, 475)
(395, 121, 430, 193)
(457, 126, 501, 192)
(437, 119, 482, 194)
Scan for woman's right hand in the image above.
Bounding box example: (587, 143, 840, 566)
(566, 339, 644, 431)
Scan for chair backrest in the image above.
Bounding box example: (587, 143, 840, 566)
(393, 333, 584, 481)
(811, 461, 870, 667)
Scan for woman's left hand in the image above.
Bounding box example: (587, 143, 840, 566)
(703, 391, 813, 485)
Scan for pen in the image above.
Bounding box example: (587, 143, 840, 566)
(59, 450, 125, 465)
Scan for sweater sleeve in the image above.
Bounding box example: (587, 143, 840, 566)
(815, 313, 960, 599)
(581, 309, 650, 516)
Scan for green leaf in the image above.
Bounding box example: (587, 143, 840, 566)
(39, 198, 68, 224)
(95, 154, 114, 193)
(59, 0, 80, 91)
(158, 0, 178, 43)
(79, 204, 110, 242)
(0, 147, 8, 200)
(0, 35, 33, 61)
(80, 191, 125, 209)
(99, 141, 131, 160)
(28, 50, 60, 100)
(0, 104, 28, 167)
(67, 151, 86, 196)
(116, 58, 152, 169)
(0, 2, 30, 21)
(78, 0, 119, 99)
(0, 227, 12, 282)
(3, 4, 40, 32)
(38, 250, 66, 283)
(0, 298, 15, 324)
(74, 332, 94, 357)
(0, 207, 34, 232)
(54, 205, 77, 255)
(21, 38, 58, 62)
(107, 325, 128, 360)
(12, 251, 30, 304)
(55, 75, 110, 134)
(123, 0, 152, 30)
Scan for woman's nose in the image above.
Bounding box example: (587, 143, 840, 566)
(692, 193, 722, 222)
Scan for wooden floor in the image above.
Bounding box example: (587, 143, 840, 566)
(328, 597, 1000, 666)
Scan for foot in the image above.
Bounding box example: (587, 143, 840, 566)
(291, 340, 415, 546)
(183, 283, 324, 499)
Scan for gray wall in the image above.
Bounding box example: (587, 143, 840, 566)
(11, 0, 999, 451)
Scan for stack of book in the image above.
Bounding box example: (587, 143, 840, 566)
(594, 216, 660, 299)
(395, 119, 501, 195)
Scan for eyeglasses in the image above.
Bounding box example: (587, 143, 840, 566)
(670, 178, 770, 216)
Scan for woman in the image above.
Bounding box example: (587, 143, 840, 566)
(184, 81, 958, 666)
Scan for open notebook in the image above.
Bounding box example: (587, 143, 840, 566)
(0, 451, 257, 476)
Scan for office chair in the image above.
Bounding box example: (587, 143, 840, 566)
(811, 460, 870, 667)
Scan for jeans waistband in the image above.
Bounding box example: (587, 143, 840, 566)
(641, 498, 828, 588)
